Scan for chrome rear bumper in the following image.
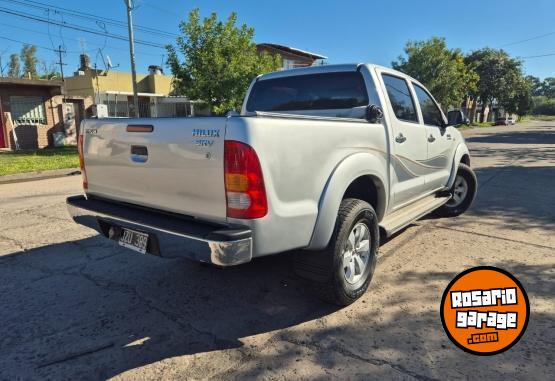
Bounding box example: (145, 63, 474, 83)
(66, 195, 252, 266)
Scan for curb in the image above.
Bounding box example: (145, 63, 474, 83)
(0, 168, 81, 185)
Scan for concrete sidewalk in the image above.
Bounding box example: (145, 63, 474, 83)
(0, 168, 80, 185)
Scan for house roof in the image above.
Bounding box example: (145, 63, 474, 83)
(0, 77, 63, 88)
(257, 43, 327, 60)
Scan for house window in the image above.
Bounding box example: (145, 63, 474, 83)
(10, 96, 47, 125)
(283, 59, 296, 70)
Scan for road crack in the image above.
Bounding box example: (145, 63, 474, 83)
(0, 233, 27, 252)
(37, 342, 114, 369)
(429, 224, 554, 250)
(279, 336, 436, 381)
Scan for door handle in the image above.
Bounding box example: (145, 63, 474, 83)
(428, 134, 436, 143)
(395, 133, 406, 143)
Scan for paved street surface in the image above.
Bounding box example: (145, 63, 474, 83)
(1, 122, 553, 380)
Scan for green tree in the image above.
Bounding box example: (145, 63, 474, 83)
(392, 37, 478, 111)
(167, 9, 282, 114)
(540, 77, 555, 98)
(39, 60, 60, 80)
(504, 77, 534, 116)
(531, 96, 555, 115)
(7, 53, 20, 78)
(525, 75, 543, 96)
(465, 48, 523, 121)
(20, 44, 38, 79)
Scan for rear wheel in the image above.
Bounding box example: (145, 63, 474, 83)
(435, 163, 477, 217)
(294, 198, 379, 306)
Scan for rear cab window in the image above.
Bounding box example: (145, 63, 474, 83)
(246, 71, 369, 116)
(381, 74, 418, 123)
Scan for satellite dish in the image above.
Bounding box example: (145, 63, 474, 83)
(106, 55, 113, 69)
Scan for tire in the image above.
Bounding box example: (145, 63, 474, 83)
(294, 198, 379, 306)
(435, 163, 477, 217)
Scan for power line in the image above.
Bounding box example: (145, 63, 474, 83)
(520, 53, 555, 59)
(0, 0, 178, 38)
(501, 31, 555, 47)
(0, 6, 167, 48)
(0, 21, 166, 57)
(142, 2, 179, 18)
(0, 35, 62, 52)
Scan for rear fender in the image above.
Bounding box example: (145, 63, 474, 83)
(307, 152, 388, 250)
(446, 143, 470, 189)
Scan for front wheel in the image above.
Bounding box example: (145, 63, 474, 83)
(435, 163, 477, 217)
(294, 198, 379, 306)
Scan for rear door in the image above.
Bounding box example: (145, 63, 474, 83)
(377, 71, 427, 209)
(411, 83, 455, 191)
(83, 117, 228, 221)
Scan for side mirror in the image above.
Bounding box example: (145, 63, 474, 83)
(366, 104, 383, 123)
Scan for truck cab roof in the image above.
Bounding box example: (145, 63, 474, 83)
(257, 63, 403, 81)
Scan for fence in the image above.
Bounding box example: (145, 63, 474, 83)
(100, 97, 208, 118)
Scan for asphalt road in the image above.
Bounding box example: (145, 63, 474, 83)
(0, 122, 553, 380)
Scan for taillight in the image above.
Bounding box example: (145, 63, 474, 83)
(78, 133, 88, 190)
(224, 140, 267, 219)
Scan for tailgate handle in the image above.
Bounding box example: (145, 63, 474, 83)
(131, 146, 148, 163)
(131, 145, 148, 156)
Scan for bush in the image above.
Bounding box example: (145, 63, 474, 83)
(521, 115, 555, 122)
(469, 122, 495, 128)
(532, 96, 555, 115)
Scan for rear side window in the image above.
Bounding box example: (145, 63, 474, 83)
(246, 72, 369, 112)
(413, 84, 444, 127)
(381, 74, 418, 123)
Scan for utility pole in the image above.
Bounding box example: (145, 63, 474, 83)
(54, 45, 67, 102)
(124, 0, 139, 118)
(0, 48, 8, 77)
(54, 45, 67, 81)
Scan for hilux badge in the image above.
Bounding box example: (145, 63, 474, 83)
(192, 129, 220, 138)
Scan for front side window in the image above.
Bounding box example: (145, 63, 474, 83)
(10, 96, 46, 125)
(413, 84, 444, 127)
(246, 71, 369, 113)
(381, 74, 418, 123)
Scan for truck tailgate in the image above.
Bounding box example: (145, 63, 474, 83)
(82, 117, 228, 221)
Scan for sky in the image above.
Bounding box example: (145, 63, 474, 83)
(0, 0, 554, 79)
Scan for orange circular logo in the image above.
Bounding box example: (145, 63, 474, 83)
(440, 266, 529, 355)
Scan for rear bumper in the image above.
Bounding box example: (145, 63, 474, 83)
(66, 195, 252, 266)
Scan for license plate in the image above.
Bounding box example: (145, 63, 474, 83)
(118, 228, 149, 254)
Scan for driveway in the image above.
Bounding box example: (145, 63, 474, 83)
(0, 121, 553, 380)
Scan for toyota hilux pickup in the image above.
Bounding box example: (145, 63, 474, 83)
(67, 63, 477, 305)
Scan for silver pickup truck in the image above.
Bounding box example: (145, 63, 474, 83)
(67, 63, 477, 305)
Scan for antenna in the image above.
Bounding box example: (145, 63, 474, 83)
(97, 48, 118, 71)
(80, 38, 87, 54)
(99, 49, 108, 70)
(105, 53, 119, 70)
